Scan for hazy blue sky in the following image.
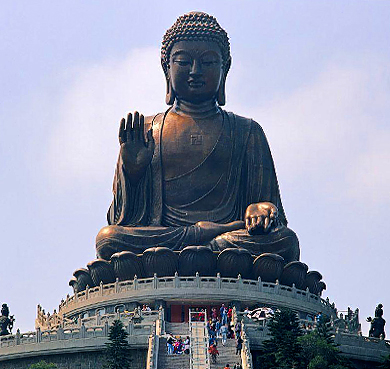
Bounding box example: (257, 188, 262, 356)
(1, 0, 389, 335)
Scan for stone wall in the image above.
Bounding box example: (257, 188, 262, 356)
(0, 349, 147, 369)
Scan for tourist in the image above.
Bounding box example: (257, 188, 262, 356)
(234, 321, 241, 338)
(220, 324, 228, 346)
(209, 335, 217, 347)
(167, 335, 174, 355)
(220, 304, 225, 317)
(236, 336, 243, 355)
(184, 336, 190, 354)
(212, 307, 218, 320)
(215, 318, 221, 338)
(174, 338, 183, 354)
(224, 364, 230, 369)
(221, 306, 228, 325)
(234, 363, 243, 369)
(227, 324, 235, 339)
(227, 307, 233, 324)
(207, 319, 212, 336)
(208, 343, 219, 364)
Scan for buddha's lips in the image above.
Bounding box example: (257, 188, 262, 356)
(188, 80, 205, 88)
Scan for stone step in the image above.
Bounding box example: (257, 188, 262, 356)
(166, 322, 189, 336)
(210, 338, 240, 369)
(158, 337, 190, 369)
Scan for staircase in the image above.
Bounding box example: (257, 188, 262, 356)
(166, 322, 190, 336)
(211, 338, 240, 369)
(157, 322, 190, 369)
(190, 321, 209, 369)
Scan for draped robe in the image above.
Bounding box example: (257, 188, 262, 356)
(96, 110, 299, 261)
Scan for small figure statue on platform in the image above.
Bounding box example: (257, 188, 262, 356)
(0, 304, 15, 336)
(367, 303, 386, 339)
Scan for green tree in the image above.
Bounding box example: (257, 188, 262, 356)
(28, 361, 57, 369)
(105, 319, 132, 369)
(257, 308, 303, 368)
(380, 354, 390, 369)
(299, 331, 352, 368)
(315, 314, 334, 345)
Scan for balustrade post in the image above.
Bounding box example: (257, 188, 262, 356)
(36, 327, 41, 343)
(292, 283, 297, 297)
(128, 321, 134, 336)
(85, 286, 89, 300)
(80, 323, 86, 339)
(115, 278, 119, 293)
(275, 279, 280, 294)
(174, 271, 179, 288)
(217, 272, 221, 288)
(57, 326, 64, 340)
(257, 276, 262, 292)
(196, 272, 200, 287)
(237, 274, 243, 290)
(153, 273, 158, 289)
(104, 321, 109, 336)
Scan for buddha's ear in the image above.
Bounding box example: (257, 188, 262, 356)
(165, 77, 176, 105)
(217, 57, 231, 106)
(162, 59, 175, 105)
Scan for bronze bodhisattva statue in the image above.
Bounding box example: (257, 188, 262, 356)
(69, 12, 326, 289)
(96, 12, 299, 264)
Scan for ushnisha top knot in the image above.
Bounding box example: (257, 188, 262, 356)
(161, 11, 231, 75)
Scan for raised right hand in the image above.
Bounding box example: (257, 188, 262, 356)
(119, 111, 155, 184)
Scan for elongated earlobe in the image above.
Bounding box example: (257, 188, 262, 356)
(165, 78, 176, 105)
(217, 78, 226, 106)
(217, 58, 231, 106)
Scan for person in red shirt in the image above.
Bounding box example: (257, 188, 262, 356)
(208, 344, 219, 364)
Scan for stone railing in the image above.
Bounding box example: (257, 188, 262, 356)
(233, 306, 254, 369)
(189, 309, 210, 369)
(240, 315, 390, 363)
(0, 311, 160, 355)
(146, 324, 159, 369)
(241, 322, 254, 369)
(58, 273, 336, 317)
(146, 308, 165, 369)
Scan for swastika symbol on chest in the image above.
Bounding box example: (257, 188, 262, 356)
(190, 134, 203, 145)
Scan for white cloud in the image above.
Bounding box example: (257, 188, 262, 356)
(231, 58, 390, 204)
(46, 50, 390, 205)
(47, 47, 165, 186)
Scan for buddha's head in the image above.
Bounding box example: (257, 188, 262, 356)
(161, 12, 231, 106)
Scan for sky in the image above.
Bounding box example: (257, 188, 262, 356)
(0, 0, 389, 335)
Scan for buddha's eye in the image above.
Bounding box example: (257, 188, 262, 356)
(201, 58, 219, 67)
(173, 59, 191, 66)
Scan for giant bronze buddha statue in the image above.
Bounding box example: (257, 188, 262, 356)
(95, 11, 299, 266)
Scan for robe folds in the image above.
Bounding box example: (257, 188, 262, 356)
(96, 110, 299, 261)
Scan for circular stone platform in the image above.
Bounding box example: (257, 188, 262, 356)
(60, 273, 336, 322)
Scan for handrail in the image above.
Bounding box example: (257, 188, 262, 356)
(241, 321, 254, 369)
(233, 306, 253, 369)
(58, 274, 336, 317)
(146, 307, 165, 369)
(0, 311, 161, 350)
(189, 308, 210, 369)
(146, 323, 159, 369)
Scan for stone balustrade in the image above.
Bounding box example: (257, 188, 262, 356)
(240, 316, 390, 363)
(58, 273, 337, 318)
(0, 311, 160, 361)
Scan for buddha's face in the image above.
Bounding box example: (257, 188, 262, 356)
(169, 40, 224, 104)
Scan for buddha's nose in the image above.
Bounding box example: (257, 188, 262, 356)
(190, 59, 203, 77)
